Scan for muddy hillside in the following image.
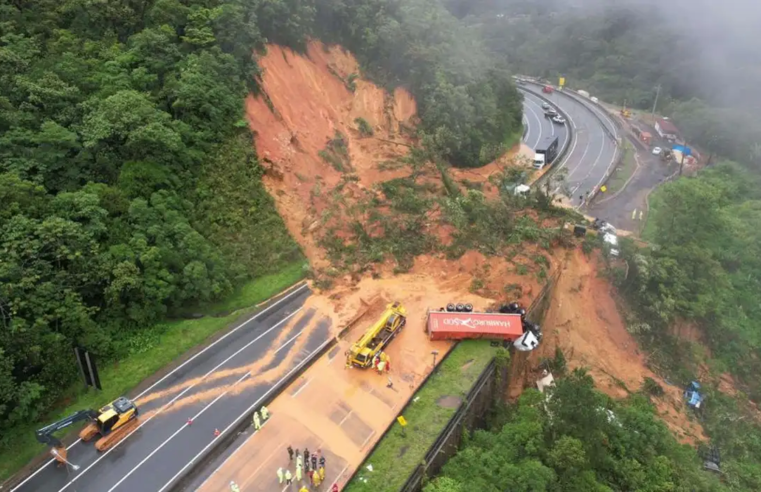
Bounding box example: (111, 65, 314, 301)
(246, 42, 418, 267)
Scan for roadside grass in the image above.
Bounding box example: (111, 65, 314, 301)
(641, 187, 664, 240)
(204, 261, 307, 315)
(605, 142, 637, 194)
(344, 340, 497, 492)
(0, 262, 307, 483)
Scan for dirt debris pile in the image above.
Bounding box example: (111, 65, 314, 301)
(516, 249, 706, 444)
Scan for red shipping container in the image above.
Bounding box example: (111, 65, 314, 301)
(426, 311, 523, 341)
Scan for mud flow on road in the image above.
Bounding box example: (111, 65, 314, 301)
(12, 285, 335, 492)
(191, 275, 503, 491)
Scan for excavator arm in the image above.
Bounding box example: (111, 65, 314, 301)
(36, 409, 97, 449)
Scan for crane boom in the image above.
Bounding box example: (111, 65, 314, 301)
(36, 409, 97, 448)
(346, 302, 407, 368)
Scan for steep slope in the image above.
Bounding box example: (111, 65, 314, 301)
(246, 42, 418, 266)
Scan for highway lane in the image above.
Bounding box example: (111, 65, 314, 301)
(520, 90, 570, 153)
(13, 283, 332, 492)
(521, 83, 618, 201)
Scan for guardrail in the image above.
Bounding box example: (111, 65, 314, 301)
(398, 358, 502, 492)
(168, 303, 372, 491)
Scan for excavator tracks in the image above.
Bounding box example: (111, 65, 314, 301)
(95, 417, 139, 452)
(79, 422, 100, 442)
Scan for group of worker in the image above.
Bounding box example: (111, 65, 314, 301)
(252, 404, 269, 431)
(275, 446, 338, 490)
(373, 351, 391, 375)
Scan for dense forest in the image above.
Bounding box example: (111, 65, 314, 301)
(451, 0, 761, 167)
(425, 370, 724, 492)
(0, 0, 524, 461)
(616, 163, 761, 490)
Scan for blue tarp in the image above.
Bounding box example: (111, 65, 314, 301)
(672, 145, 692, 156)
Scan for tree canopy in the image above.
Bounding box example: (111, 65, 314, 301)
(426, 369, 723, 492)
(0, 0, 526, 452)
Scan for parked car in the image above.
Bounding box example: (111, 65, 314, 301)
(552, 115, 566, 125)
(652, 146, 663, 155)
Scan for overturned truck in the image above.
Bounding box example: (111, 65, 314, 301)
(426, 302, 542, 351)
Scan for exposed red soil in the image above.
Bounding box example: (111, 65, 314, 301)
(449, 144, 535, 199)
(243, 41, 710, 447)
(196, 272, 517, 492)
(246, 42, 417, 268)
(511, 248, 707, 445)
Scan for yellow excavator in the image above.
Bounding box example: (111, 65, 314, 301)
(346, 302, 407, 368)
(35, 396, 139, 465)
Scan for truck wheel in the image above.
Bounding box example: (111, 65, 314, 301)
(456, 303, 465, 312)
(464, 303, 473, 312)
(446, 303, 456, 312)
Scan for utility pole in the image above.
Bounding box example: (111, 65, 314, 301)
(651, 84, 661, 119)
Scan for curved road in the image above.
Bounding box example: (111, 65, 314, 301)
(521, 82, 618, 203)
(521, 90, 569, 154)
(11, 284, 330, 492)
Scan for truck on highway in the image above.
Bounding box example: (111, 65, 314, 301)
(533, 135, 559, 170)
(346, 302, 406, 368)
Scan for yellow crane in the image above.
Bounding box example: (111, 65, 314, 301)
(346, 302, 407, 368)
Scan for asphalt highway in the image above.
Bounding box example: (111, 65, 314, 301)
(521, 89, 570, 153)
(13, 283, 331, 492)
(521, 83, 618, 202)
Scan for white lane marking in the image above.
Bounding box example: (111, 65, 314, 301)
(524, 94, 554, 144)
(55, 309, 304, 492)
(338, 410, 354, 427)
(360, 430, 376, 450)
(11, 282, 309, 492)
(591, 137, 621, 195)
(290, 378, 312, 398)
(155, 337, 335, 492)
(563, 110, 592, 180)
(522, 115, 532, 145)
(103, 326, 305, 492)
(328, 464, 350, 490)
(552, 106, 578, 172)
(571, 128, 607, 195)
(522, 100, 544, 149)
